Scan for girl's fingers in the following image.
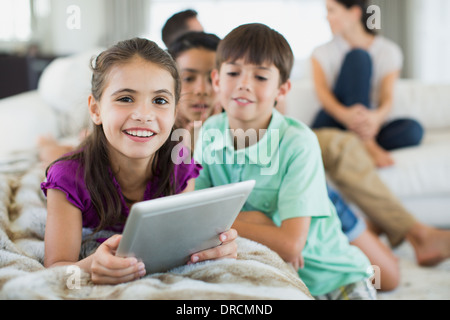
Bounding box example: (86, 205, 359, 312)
(91, 259, 146, 284)
(219, 228, 238, 244)
(190, 238, 238, 263)
(90, 234, 146, 284)
(91, 268, 145, 285)
(92, 258, 145, 276)
(102, 234, 122, 251)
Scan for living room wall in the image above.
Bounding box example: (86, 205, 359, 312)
(369, 0, 450, 83)
(0, 0, 449, 92)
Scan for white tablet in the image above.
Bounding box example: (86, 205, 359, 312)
(116, 180, 255, 274)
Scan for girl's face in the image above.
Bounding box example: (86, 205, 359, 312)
(89, 56, 176, 163)
(176, 48, 216, 122)
(212, 59, 290, 131)
(326, 0, 360, 35)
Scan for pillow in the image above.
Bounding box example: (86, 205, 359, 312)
(0, 91, 58, 156)
(38, 48, 103, 138)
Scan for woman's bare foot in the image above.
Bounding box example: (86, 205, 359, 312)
(406, 222, 450, 267)
(364, 139, 395, 168)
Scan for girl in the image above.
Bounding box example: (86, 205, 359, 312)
(311, 0, 423, 167)
(41, 38, 237, 285)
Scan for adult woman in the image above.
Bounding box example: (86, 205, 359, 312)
(311, 0, 423, 167)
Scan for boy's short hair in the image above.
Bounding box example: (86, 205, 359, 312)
(168, 31, 221, 61)
(216, 23, 294, 85)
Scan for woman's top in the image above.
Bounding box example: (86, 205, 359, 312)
(312, 35, 403, 108)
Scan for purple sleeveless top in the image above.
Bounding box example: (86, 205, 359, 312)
(41, 151, 202, 233)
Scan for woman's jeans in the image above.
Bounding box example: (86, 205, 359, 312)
(312, 49, 423, 151)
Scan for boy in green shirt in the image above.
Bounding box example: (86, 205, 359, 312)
(193, 23, 376, 299)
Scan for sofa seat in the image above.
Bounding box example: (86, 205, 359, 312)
(1, 53, 449, 229)
(379, 130, 450, 199)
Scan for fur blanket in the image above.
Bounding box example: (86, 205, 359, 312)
(0, 163, 312, 300)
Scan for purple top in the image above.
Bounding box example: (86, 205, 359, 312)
(41, 150, 202, 233)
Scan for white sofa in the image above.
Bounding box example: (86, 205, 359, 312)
(1, 53, 449, 228)
(286, 79, 450, 228)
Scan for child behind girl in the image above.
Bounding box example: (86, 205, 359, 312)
(41, 38, 237, 285)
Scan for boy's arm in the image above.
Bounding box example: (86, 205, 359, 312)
(233, 211, 310, 267)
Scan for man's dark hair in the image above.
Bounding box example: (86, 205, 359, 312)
(168, 31, 220, 61)
(162, 9, 200, 48)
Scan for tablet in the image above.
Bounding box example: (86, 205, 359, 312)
(116, 180, 255, 274)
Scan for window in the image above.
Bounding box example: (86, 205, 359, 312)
(0, 0, 32, 41)
(147, 0, 332, 77)
(412, 0, 450, 83)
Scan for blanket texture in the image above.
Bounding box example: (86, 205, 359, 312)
(0, 164, 312, 300)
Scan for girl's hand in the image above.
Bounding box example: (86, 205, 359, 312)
(90, 234, 146, 284)
(189, 229, 238, 264)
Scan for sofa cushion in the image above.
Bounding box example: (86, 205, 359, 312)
(285, 79, 450, 198)
(389, 81, 450, 130)
(378, 130, 450, 198)
(286, 78, 450, 228)
(285, 79, 320, 127)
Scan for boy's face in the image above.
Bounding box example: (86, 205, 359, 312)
(212, 59, 290, 130)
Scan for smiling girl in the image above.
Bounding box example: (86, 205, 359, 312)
(41, 38, 237, 285)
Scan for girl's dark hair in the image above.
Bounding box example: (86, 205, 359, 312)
(216, 23, 294, 85)
(167, 31, 221, 61)
(335, 0, 377, 35)
(46, 38, 181, 234)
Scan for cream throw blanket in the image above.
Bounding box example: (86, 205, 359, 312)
(0, 164, 312, 300)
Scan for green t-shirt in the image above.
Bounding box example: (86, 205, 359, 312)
(193, 109, 372, 296)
